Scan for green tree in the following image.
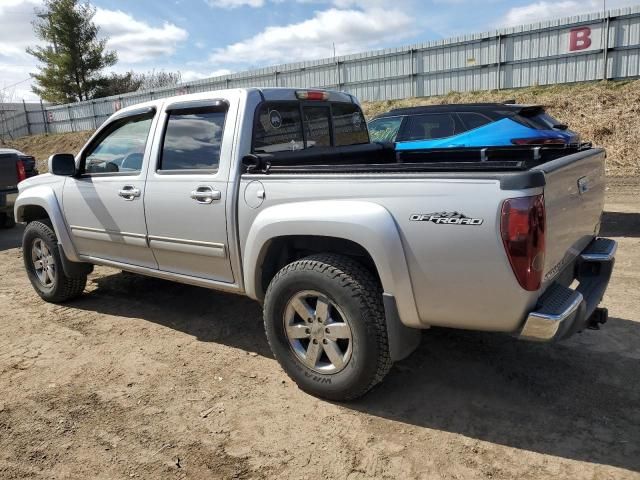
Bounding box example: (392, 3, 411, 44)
(94, 70, 183, 98)
(94, 71, 144, 98)
(27, 0, 117, 103)
(137, 70, 182, 91)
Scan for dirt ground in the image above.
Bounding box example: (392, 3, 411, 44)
(0, 180, 638, 480)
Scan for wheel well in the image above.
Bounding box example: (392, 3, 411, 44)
(20, 205, 50, 223)
(258, 235, 381, 300)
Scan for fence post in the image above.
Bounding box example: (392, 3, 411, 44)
(496, 34, 502, 90)
(410, 49, 415, 97)
(22, 99, 31, 136)
(91, 101, 98, 129)
(602, 11, 611, 80)
(40, 100, 49, 134)
(67, 104, 75, 132)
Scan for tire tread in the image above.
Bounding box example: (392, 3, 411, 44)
(23, 220, 86, 303)
(264, 253, 392, 400)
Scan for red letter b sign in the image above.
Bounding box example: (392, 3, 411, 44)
(569, 27, 592, 51)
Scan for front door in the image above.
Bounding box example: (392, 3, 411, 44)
(62, 110, 158, 268)
(143, 101, 234, 283)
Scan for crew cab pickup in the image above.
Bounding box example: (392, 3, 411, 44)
(14, 88, 616, 400)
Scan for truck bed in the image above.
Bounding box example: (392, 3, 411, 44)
(240, 144, 606, 333)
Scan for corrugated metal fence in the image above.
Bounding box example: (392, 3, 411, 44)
(3, 5, 640, 138)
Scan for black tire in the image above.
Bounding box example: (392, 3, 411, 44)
(264, 253, 392, 401)
(0, 212, 16, 229)
(23, 220, 87, 303)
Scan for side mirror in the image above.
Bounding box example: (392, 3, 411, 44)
(49, 153, 77, 176)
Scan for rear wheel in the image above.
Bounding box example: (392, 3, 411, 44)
(23, 220, 87, 303)
(264, 254, 392, 401)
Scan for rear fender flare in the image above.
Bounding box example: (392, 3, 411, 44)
(243, 200, 421, 328)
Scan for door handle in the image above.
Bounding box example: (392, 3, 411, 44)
(190, 186, 221, 204)
(118, 185, 141, 201)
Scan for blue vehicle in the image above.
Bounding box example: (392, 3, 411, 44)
(367, 103, 580, 151)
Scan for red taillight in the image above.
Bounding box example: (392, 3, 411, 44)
(500, 195, 546, 291)
(16, 159, 26, 182)
(511, 138, 566, 145)
(295, 90, 328, 101)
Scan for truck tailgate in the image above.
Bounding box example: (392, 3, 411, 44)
(0, 153, 19, 190)
(534, 148, 606, 286)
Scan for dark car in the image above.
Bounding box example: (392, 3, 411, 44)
(368, 103, 580, 150)
(0, 148, 38, 178)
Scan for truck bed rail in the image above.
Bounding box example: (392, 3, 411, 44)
(242, 143, 593, 175)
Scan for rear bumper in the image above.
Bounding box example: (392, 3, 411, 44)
(519, 238, 616, 342)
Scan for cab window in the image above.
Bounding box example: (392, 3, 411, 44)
(332, 103, 368, 146)
(84, 114, 153, 174)
(253, 102, 369, 153)
(254, 104, 305, 153)
(159, 108, 226, 172)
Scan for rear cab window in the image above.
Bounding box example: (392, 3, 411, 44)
(253, 101, 368, 153)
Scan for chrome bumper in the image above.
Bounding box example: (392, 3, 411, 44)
(519, 237, 616, 342)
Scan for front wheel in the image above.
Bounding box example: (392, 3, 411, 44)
(23, 220, 87, 303)
(263, 254, 392, 401)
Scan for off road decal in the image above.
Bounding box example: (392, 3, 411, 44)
(410, 211, 483, 225)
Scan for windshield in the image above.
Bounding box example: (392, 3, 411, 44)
(368, 116, 403, 142)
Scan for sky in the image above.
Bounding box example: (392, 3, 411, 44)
(1, 0, 638, 101)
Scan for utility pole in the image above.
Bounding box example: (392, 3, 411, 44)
(37, 12, 58, 53)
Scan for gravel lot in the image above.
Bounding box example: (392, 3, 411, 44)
(0, 180, 638, 479)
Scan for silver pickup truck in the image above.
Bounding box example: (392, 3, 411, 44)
(15, 88, 616, 400)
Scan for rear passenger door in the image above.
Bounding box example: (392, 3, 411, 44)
(143, 99, 235, 283)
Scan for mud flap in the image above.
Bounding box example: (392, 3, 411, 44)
(383, 293, 421, 362)
(57, 244, 93, 278)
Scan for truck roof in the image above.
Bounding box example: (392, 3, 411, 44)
(110, 87, 357, 120)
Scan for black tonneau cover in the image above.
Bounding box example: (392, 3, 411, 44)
(242, 142, 593, 175)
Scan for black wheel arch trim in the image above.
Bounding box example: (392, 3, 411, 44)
(57, 244, 94, 278)
(382, 293, 421, 362)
